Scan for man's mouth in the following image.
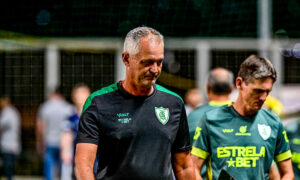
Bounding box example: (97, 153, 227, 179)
(254, 102, 264, 107)
(144, 75, 157, 80)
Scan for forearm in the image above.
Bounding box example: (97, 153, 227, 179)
(277, 159, 294, 180)
(194, 167, 203, 180)
(269, 164, 280, 180)
(75, 143, 98, 180)
(74, 162, 95, 180)
(191, 155, 205, 180)
(61, 132, 73, 164)
(175, 166, 196, 180)
(174, 152, 196, 180)
(280, 174, 294, 180)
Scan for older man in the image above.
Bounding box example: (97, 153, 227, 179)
(75, 26, 195, 180)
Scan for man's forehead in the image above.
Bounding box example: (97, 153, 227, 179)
(135, 37, 163, 56)
(245, 77, 274, 88)
(139, 35, 163, 47)
(249, 77, 273, 83)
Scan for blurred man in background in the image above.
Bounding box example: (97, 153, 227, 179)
(191, 55, 294, 180)
(61, 83, 91, 180)
(184, 88, 203, 116)
(0, 95, 21, 180)
(36, 87, 73, 180)
(188, 67, 234, 144)
(187, 67, 233, 179)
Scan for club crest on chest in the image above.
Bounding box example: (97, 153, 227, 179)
(258, 124, 271, 140)
(155, 107, 169, 125)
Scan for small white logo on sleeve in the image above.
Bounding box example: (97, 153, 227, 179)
(258, 124, 271, 140)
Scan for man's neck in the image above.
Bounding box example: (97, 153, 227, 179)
(208, 94, 230, 102)
(232, 97, 256, 116)
(76, 105, 83, 116)
(121, 80, 154, 96)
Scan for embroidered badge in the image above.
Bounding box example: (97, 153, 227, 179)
(155, 107, 169, 125)
(258, 124, 271, 140)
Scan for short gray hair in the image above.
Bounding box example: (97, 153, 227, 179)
(207, 68, 234, 95)
(238, 55, 277, 84)
(124, 26, 164, 57)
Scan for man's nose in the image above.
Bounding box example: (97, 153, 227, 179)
(259, 92, 268, 101)
(150, 63, 160, 73)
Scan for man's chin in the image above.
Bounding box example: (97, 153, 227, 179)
(250, 105, 262, 113)
(141, 79, 156, 87)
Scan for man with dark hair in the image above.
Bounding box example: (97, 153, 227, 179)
(75, 26, 195, 180)
(191, 55, 294, 180)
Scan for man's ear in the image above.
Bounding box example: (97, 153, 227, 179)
(122, 52, 130, 66)
(235, 77, 243, 90)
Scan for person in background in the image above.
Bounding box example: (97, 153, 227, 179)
(36, 87, 73, 180)
(191, 55, 293, 180)
(61, 83, 91, 180)
(184, 88, 202, 116)
(188, 67, 234, 144)
(0, 95, 21, 180)
(187, 67, 234, 180)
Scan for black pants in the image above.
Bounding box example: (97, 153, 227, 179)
(2, 153, 15, 180)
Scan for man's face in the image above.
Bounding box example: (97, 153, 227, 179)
(72, 87, 90, 110)
(239, 77, 274, 114)
(125, 35, 164, 88)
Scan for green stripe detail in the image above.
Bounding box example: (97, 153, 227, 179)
(275, 150, 292, 162)
(156, 84, 183, 102)
(191, 146, 209, 159)
(209, 100, 232, 107)
(81, 83, 118, 115)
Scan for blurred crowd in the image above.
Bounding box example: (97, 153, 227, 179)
(0, 83, 93, 180)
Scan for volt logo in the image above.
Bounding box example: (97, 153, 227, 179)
(223, 129, 234, 133)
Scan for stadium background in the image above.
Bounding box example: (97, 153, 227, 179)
(0, 0, 300, 177)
